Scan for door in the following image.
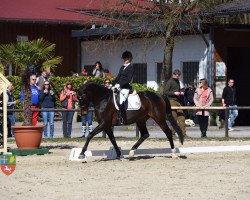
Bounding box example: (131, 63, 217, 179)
(227, 47, 250, 126)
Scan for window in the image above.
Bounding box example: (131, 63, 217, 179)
(133, 63, 147, 84)
(182, 62, 199, 87)
(16, 35, 28, 41)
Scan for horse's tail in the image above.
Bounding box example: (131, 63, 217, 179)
(164, 96, 184, 145)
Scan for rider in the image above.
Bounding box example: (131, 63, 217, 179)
(112, 50, 134, 125)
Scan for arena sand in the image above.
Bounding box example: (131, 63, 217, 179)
(1, 140, 250, 200)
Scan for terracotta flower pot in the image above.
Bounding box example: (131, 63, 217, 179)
(12, 125, 44, 150)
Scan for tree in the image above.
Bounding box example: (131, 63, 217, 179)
(71, 0, 237, 93)
(0, 38, 62, 125)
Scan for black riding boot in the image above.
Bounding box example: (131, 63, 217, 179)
(118, 102, 127, 125)
(201, 131, 207, 138)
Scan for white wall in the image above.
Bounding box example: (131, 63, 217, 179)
(81, 34, 209, 90)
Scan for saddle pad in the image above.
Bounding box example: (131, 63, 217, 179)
(113, 92, 141, 110)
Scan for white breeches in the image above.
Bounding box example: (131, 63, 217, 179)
(119, 89, 130, 104)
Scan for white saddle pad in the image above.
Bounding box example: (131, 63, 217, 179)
(113, 91, 141, 110)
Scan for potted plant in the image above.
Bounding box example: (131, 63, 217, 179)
(0, 38, 62, 149)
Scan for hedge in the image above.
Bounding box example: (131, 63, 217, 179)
(7, 76, 156, 109)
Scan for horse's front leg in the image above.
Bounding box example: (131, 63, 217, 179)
(105, 128, 121, 159)
(78, 124, 104, 159)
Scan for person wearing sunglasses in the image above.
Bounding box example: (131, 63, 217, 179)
(193, 79, 214, 138)
(60, 80, 78, 138)
(20, 74, 40, 125)
(39, 81, 56, 138)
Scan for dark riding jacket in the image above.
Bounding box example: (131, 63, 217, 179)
(113, 64, 133, 90)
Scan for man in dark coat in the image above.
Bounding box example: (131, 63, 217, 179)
(164, 69, 186, 136)
(222, 78, 238, 131)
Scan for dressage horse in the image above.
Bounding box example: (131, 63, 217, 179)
(77, 82, 184, 159)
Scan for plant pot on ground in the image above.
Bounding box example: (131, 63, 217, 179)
(0, 38, 62, 149)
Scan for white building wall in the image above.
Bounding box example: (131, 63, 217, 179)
(81, 34, 209, 90)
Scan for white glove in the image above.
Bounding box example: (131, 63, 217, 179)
(115, 84, 120, 88)
(112, 84, 120, 92)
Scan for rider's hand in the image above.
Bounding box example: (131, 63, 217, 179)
(112, 84, 120, 92)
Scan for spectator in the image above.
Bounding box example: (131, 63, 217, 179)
(81, 102, 94, 138)
(102, 79, 113, 137)
(103, 69, 113, 78)
(164, 69, 186, 136)
(20, 74, 40, 125)
(184, 82, 196, 121)
(222, 78, 238, 131)
(7, 84, 17, 137)
(60, 80, 78, 138)
(39, 81, 56, 138)
(80, 68, 88, 76)
(36, 71, 48, 90)
(92, 61, 104, 77)
(193, 79, 214, 138)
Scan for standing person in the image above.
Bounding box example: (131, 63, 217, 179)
(193, 79, 214, 138)
(81, 103, 94, 138)
(36, 71, 48, 90)
(39, 81, 56, 138)
(184, 82, 196, 120)
(112, 50, 134, 125)
(103, 69, 113, 78)
(102, 79, 113, 137)
(92, 61, 104, 77)
(164, 69, 186, 136)
(60, 81, 78, 138)
(222, 78, 238, 131)
(7, 84, 17, 137)
(20, 74, 40, 125)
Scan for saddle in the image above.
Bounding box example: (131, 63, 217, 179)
(113, 90, 141, 110)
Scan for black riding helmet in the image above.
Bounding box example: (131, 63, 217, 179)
(121, 50, 133, 60)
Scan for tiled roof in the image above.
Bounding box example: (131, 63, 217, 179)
(202, 0, 250, 16)
(0, 0, 155, 25)
(0, 0, 118, 24)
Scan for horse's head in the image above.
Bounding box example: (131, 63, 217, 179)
(77, 83, 92, 115)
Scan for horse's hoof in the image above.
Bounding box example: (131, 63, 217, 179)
(172, 153, 179, 159)
(128, 150, 135, 158)
(116, 155, 121, 160)
(78, 154, 86, 160)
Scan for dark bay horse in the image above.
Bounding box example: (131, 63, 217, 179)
(77, 82, 184, 159)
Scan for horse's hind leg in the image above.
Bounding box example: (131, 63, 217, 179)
(105, 128, 121, 159)
(128, 119, 150, 158)
(155, 119, 178, 158)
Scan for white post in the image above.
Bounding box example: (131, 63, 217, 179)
(3, 84, 7, 153)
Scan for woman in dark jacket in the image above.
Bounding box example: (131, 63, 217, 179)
(39, 81, 56, 138)
(112, 50, 134, 124)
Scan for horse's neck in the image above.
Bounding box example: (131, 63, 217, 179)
(91, 86, 112, 107)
